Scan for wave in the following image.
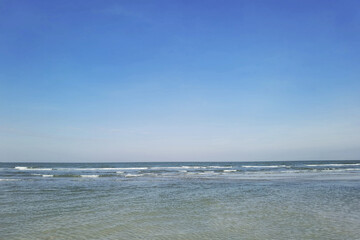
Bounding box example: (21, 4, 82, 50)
(49, 174, 81, 178)
(269, 168, 360, 174)
(56, 167, 148, 171)
(14, 166, 237, 172)
(319, 168, 360, 172)
(184, 171, 218, 175)
(11, 163, 360, 180)
(31, 173, 53, 177)
(242, 165, 286, 168)
(15, 166, 52, 171)
(125, 174, 144, 177)
(32, 173, 80, 177)
(150, 167, 184, 170)
(196, 171, 216, 175)
(0, 178, 20, 181)
(209, 166, 232, 169)
(101, 167, 148, 170)
(149, 166, 231, 170)
(29, 173, 122, 178)
(306, 163, 360, 167)
(180, 166, 208, 169)
(15, 166, 27, 170)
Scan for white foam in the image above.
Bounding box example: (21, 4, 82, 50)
(224, 169, 237, 172)
(116, 171, 124, 174)
(184, 171, 217, 175)
(14, 167, 52, 171)
(80, 175, 99, 178)
(278, 168, 360, 174)
(209, 166, 233, 169)
(151, 166, 232, 170)
(181, 166, 207, 169)
(124, 174, 143, 177)
(42, 175, 53, 177)
(15, 166, 28, 170)
(306, 163, 360, 167)
(151, 166, 217, 170)
(59, 167, 148, 171)
(56, 166, 224, 171)
(0, 179, 20, 181)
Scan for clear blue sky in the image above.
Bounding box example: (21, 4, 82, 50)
(1, 0, 360, 162)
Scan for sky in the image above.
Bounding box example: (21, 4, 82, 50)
(1, 0, 360, 162)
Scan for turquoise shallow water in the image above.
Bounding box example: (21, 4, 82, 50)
(1, 161, 360, 239)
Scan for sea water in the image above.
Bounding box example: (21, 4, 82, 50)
(1, 161, 360, 239)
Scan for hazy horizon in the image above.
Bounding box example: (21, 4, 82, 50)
(1, 0, 360, 162)
(2, 160, 360, 164)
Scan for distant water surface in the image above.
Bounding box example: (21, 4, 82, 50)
(1, 161, 360, 239)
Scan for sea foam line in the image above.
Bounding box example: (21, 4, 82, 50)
(15, 166, 53, 171)
(149, 166, 230, 170)
(125, 174, 144, 177)
(56, 167, 148, 171)
(209, 166, 233, 169)
(306, 163, 360, 167)
(149, 166, 210, 170)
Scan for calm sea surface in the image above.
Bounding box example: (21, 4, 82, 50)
(1, 161, 360, 240)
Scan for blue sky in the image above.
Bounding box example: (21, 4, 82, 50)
(1, 0, 360, 162)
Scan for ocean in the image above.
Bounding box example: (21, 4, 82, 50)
(1, 160, 360, 239)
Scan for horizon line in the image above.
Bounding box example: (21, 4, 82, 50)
(1, 159, 359, 164)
